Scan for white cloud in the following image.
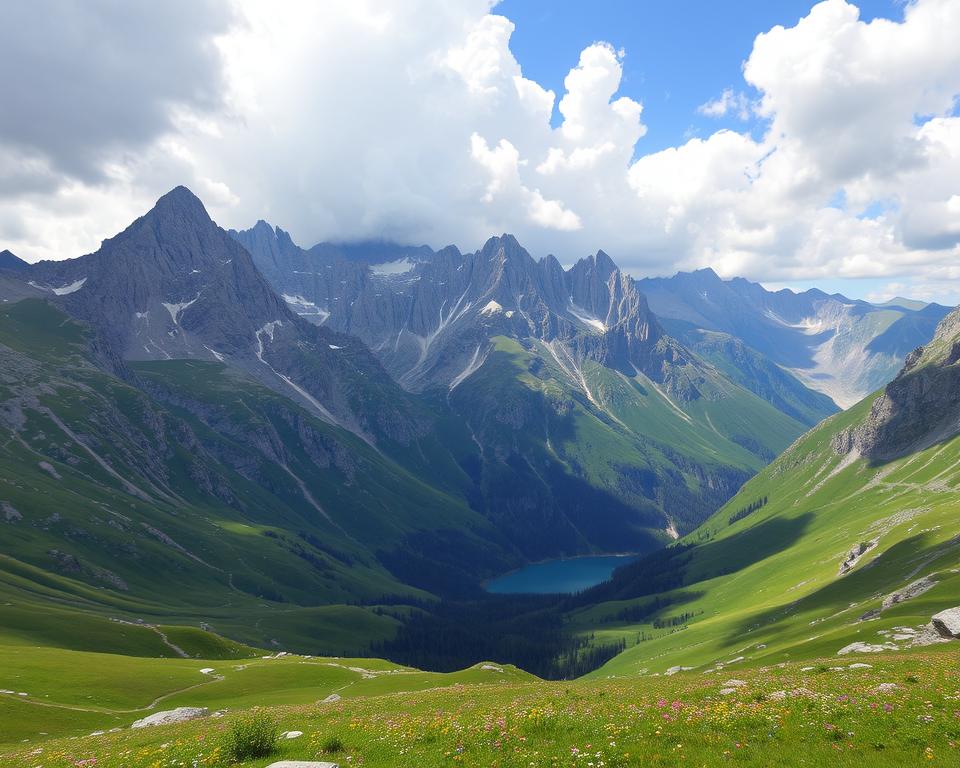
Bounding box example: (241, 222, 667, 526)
(698, 89, 752, 120)
(0, 0, 958, 303)
(470, 134, 581, 231)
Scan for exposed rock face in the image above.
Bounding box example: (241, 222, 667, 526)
(232, 227, 711, 400)
(834, 306, 960, 461)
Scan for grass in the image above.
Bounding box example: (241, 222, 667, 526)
(3, 649, 955, 766)
(0, 647, 534, 745)
(221, 711, 279, 761)
(563, 392, 960, 678)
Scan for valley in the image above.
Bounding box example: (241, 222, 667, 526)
(0, 187, 957, 765)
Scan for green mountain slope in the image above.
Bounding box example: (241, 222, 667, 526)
(571, 308, 960, 677)
(0, 299, 517, 653)
(447, 334, 805, 547)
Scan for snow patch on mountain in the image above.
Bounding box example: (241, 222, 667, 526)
(568, 301, 606, 333)
(162, 294, 200, 324)
(480, 300, 503, 316)
(52, 278, 87, 295)
(282, 293, 330, 322)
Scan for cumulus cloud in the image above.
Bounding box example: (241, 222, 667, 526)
(0, 0, 958, 302)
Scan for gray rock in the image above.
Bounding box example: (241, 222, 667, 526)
(881, 576, 936, 610)
(131, 707, 209, 728)
(837, 641, 898, 655)
(932, 607, 960, 638)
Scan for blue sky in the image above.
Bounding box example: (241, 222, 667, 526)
(499, 0, 902, 153)
(496, 0, 949, 303)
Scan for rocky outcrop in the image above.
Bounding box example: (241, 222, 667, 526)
(834, 306, 960, 461)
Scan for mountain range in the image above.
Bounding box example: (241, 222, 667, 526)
(0, 185, 954, 661)
(637, 268, 950, 407)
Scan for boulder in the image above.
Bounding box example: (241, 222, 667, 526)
(281, 730, 303, 739)
(836, 641, 898, 655)
(931, 607, 960, 638)
(131, 707, 209, 728)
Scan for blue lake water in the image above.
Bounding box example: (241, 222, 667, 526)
(485, 554, 638, 595)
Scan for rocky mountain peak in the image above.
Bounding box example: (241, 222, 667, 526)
(0, 249, 28, 272)
(149, 185, 213, 227)
(478, 233, 532, 266)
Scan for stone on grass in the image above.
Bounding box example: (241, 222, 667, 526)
(723, 679, 747, 687)
(281, 730, 303, 739)
(131, 707, 209, 728)
(719, 687, 737, 696)
(320, 693, 341, 704)
(848, 663, 872, 669)
(836, 641, 898, 655)
(931, 607, 960, 638)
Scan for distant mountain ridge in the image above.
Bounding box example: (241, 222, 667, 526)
(637, 267, 950, 408)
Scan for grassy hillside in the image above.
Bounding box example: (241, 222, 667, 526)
(0, 299, 516, 655)
(565, 392, 960, 677)
(448, 334, 807, 544)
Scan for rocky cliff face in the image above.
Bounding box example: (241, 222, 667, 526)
(232, 226, 711, 400)
(834, 306, 960, 461)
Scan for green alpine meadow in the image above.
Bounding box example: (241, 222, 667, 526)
(2, 2, 959, 766)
